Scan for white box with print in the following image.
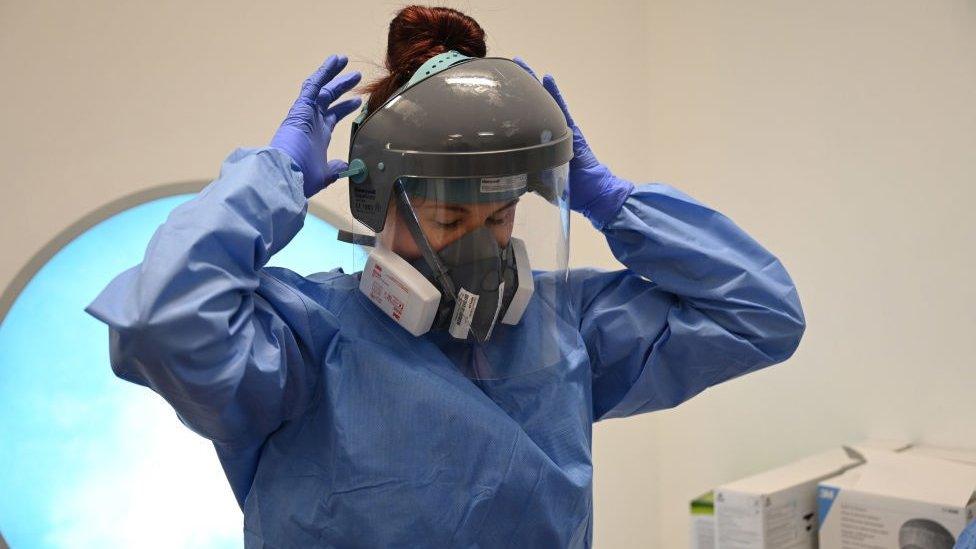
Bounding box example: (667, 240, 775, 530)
(817, 450, 976, 548)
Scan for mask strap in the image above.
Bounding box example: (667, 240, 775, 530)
(393, 182, 457, 299)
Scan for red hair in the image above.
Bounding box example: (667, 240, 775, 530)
(360, 6, 487, 114)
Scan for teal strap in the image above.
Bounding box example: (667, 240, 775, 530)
(338, 158, 367, 183)
(359, 50, 472, 121)
(403, 50, 471, 89)
(352, 104, 368, 126)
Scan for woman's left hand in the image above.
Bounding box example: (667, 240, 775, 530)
(513, 57, 633, 227)
(270, 54, 362, 198)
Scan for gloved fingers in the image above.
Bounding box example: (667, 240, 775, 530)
(299, 54, 348, 102)
(323, 97, 363, 129)
(315, 71, 362, 112)
(516, 62, 585, 144)
(512, 57, 540, 80)
(323, 159, 349, 185)
(541, 74, 577, 129)
(541, 74, 598, 167)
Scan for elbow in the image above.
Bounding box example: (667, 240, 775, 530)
(722, 308, 803, 385)
(750, 252, 806, 364)
(778, 314, 805, 362)
(728, 280, 806, 368)
(762, 293, 806, 364)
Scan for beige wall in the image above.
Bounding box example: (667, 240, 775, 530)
(2, 1, 973, 547)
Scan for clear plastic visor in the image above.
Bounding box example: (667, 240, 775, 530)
(373, 163, 575, 380)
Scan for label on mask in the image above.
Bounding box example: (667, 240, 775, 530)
(480, 173, 527, 194)
(449, 288, 479, 339)
(482, 281, 505, 342)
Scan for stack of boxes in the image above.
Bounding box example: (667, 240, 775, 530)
(690, 441, 976, 548)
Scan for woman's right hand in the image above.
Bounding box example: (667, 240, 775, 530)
(270, 54, 362, 198)
(513, 57, 633, 228)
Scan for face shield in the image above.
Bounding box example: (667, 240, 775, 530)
(340, 51, 575, 379)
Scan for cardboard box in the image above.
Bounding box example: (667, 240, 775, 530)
(712, 440, 910, 549)
(691, 491, 716, 549)
(818, 451, 976, 548)
(903, 443, 976, 466)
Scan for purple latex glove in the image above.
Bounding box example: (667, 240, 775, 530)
(513, 57, 634, 228)
(271, 54, 362, 198)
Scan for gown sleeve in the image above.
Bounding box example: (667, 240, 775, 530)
(85, 147, 339, 447)
(572, 183, 806, 420)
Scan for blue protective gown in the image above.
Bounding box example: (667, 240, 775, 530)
(86, 148, 805, 548)
(959, 519, 976, 549)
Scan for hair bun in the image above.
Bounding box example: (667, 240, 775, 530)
(361, 6, 487, 113)
(387, 6, 486, 70)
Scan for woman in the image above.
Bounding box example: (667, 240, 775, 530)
(87, 6, 804, 547)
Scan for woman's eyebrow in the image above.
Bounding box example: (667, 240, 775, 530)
(416, 200, 518, 215)
(492, 199, 519, 215)
(416, 204, 470, 213)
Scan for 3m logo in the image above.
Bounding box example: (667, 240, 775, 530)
(817, 486, 840, 525)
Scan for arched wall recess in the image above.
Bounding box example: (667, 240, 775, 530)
(0, 181, 360, 548)
(0, 180, 356, 324)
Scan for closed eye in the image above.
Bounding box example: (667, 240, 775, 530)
(434, 219, 462, 229)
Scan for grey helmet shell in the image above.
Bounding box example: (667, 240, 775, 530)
(348, 56, 574, 232)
